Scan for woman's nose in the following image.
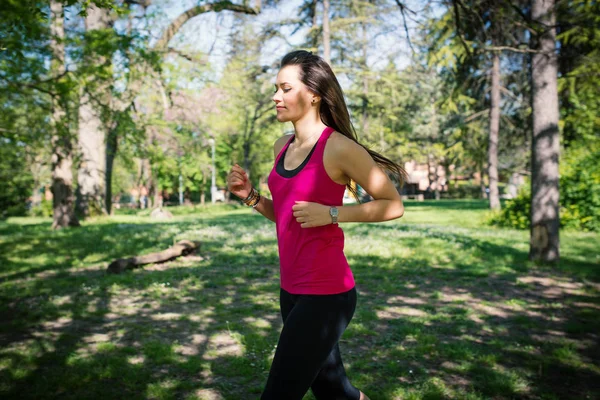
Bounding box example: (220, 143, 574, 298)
(272, 89, 282, 103)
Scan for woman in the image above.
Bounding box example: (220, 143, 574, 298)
(226, 50, 406, 400)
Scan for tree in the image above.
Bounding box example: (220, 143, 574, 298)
(214, 21, 280, 185)
(1, 1, 51, 219)
(76, 5, 114, 218)
(557, 0, 600, 146)
(529, 0, 560, 263)
(50, 1, 80, 228)
(429, 0, 534, 208)
(102, 0, 261, 214)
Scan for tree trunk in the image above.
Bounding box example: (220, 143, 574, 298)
(76, 6, 112, 218)
(530, 0, 560, 263)
(488, 51, 501, 210)
(105, 128, 118, 215)
(200, 171, 206, 206)
(312, 0, 319, 48)
(50, 1, 79, 229)
(479, 163, 487, 199)
(361, 23, 369, 135)
(323, 0, 331, 64)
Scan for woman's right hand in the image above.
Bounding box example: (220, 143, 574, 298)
(227, 164, 252, 200)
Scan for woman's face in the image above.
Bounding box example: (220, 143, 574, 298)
(272, 65, 316, 123)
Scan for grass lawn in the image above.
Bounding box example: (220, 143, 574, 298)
(0, 200, 598, 400)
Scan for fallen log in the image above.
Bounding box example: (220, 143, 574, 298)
(107, 240, 201, 274)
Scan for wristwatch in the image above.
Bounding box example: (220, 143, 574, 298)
(329, 207, 339, 225)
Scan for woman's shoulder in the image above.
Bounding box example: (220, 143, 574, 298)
(327, 130, 362, 155)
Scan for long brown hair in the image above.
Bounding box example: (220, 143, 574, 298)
(281, 50, 408, 201)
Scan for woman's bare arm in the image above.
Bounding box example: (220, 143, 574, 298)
(249, 135, 292, 223)
(333, 135, 404, 223)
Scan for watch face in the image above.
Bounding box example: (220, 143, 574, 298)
(330, 207, 338, 217)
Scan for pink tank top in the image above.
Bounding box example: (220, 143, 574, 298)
(267, 126, 356, 295)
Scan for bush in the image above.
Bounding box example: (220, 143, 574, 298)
(488, 140, 600, 232)
(29, 199, 53, 218)
(486, 186, 530, 230)
(560, 142, 600, 231)
(0, 148, 34, 218)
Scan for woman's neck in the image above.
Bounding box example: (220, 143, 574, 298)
(292, 113, 327, 147)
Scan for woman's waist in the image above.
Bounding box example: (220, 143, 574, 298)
(278, 233, 345, 260)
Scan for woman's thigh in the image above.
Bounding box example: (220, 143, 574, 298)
(260, 288, 357, 400)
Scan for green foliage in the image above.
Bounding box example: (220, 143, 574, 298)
(424, 4, 531, 186)
(29, 199, 53, 218)
(489, 139, 600, 231)
(211, 23, 281, 189)
(560, 140, 600, 231)
(0, 141, 34, 218)
(487, 185, 530, 230)
(557, 0, 600, 145)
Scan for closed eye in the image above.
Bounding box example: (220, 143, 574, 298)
(273, 87, 291, 93)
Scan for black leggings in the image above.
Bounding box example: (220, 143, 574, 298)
(261, 286, 361, 400)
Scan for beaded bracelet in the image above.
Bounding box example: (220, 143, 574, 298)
(242, 188, 257, 202)
(250, 194, 261, 208)
(244, 188, 260, 207)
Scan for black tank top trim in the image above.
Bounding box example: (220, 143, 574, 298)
(276, 137, 319, 178)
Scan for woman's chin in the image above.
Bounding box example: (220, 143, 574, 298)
(276, 114, 289, 123)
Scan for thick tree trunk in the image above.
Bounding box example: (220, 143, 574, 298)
(530, 0, 560, 263)
(50, 1, 79, 229)
(51, 138, 80, 229)
(323, 0, 331, 64)
(77, 89, 107, 217)
(488, 51, 501, 210)
(76, 6, 112, 218)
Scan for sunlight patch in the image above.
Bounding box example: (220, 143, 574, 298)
(42, 316, 72, 330)
(151, 312, 182, 321)
(470, 303, 510, 318)
(377, 306, 428, 319)
(83, 333, 110, 344)
(174, 334, 208, 356)
(51, 295, 72, 306)
(195, 388, 224, 400)
(386, 295, 426, 305)
(127, 355, 145, 364)
(243, 316, 272, 329)
(203, 332, 245, 360)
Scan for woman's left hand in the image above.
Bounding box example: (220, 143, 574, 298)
(292, 201, 333, 228)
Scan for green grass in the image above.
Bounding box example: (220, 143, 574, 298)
(1, 200, 599, 399)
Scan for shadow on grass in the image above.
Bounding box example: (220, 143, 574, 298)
(0, 237, 282, 399)
(0, 211, 599, 399)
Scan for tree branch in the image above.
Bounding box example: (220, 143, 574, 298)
(484, 45, 544, 54)
(464, 109, 489, 123)
(166, 47, 208, 63)
(114, 1, 259, 112)
(450, 0, 472, 58)
(154, 1, 259, 51)
(394, 0, 416, 55)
